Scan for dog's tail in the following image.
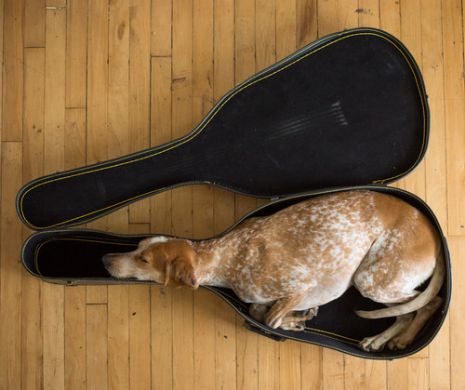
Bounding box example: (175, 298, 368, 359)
(355, 250, 445, 319)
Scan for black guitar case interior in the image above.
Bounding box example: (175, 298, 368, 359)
(17, 28, 451, 360)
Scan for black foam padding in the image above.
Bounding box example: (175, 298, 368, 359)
(17, 28, 428, 230)
(22, 187, 451, 359)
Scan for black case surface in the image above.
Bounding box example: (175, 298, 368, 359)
(17, 28, 450, 359)
(17, 28, 428, 230)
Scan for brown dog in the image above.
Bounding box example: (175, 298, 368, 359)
(103, 190, 444, 351)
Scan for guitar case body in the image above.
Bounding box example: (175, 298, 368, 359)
(17, 28, 451, 359)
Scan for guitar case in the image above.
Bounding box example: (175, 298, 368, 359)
(17, 28, 451, 360)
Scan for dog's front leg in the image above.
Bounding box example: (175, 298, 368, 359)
(280, 307, 319, 331)
(264, 293, 306, 329)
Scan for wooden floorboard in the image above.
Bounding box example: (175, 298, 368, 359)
(0, 1, 462, 389)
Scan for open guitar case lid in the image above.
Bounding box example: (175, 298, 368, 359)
(17, 28, 451, 360)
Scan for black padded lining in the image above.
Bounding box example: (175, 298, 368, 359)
(17, 28, 428, 230)
(21, 187, 450, 359)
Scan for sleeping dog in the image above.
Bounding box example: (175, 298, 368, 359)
(102, 190, 444, 351)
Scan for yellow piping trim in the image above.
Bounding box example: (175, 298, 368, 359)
(20, 31, 427, 229)
(303, 327, 360, 344)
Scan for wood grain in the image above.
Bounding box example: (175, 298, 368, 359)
(22, 47, 45, 390)
(0, 1, 461, 389)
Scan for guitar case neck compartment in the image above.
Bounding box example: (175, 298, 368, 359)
(17, 28, 451, 360)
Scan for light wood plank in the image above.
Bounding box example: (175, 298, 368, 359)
(276, 0, 296, 60)
(107, 254, 130, 390)
(64, 108, 86, 169)
(236, 321, 259, 390)
(235, 0, 255, 83)
(151, 285, 173, 390)
(0, 143, 23, 390)
(87, 0, 109, 163)
(0, 0, 4, 141)
(280, 341, 301, 390)
(316, 0, 338, 36)
(42, 282, 65, 390)
(151, 0, 172, 57)
(86, 305, 108, 390)
(258, 337, 279, 390)
(24, 0, 45, 48)
(21, 47, 45, 390)
(129, 285, 152, 390)
(3, 0, 24, 141)
(444, 0, 465, 235)
(66, 0, 88, 108)
(44, 7, 66, 174)
(357, 0, 379, 28)
(379, 0, 400, 39)
(23, 48, 45, 184)
(296, 0, 317, 49)
(450, 237, 465, 390)
(41, 8, 67, 390)
(255, 0, 276, 70)
(64, 287, 87, 390)
(300, 345, 322, 390)
(322, 349, 344, 390)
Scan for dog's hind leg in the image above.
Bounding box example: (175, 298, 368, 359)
(359, 313, 414, 352)
(388, 296, 442, 350)
(264, 292, 308, 329)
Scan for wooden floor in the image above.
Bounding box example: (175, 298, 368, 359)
(0, 0, 464, 389)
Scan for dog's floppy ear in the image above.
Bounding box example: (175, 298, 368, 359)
(169, 256, 199, 288)
(159, 240, 199, 288)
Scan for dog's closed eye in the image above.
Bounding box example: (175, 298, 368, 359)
(138, 255, 149, 264)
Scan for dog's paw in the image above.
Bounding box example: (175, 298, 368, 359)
(387, 335, 410, 350)
(359, 336, 387, 352)
(264, 311, 283, 329)
(280, 321, 305, 331)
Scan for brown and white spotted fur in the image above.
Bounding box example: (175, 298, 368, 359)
(102, 191, 444, 351)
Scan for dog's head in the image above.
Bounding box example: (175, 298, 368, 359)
(102, 237, 199, 288)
